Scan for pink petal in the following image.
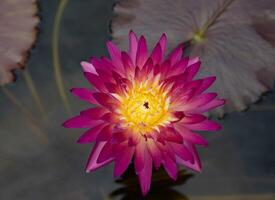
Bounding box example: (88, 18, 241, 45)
(190, 99, 226, 113)
(150, 43, 162, 64)
(138, 149, 152, 196)
(128, 30, 138, 65)
(112, 131, 128, 143)
(186, 61, 201, 81)
(96, 125, 114, 141)
(90, 57, 115, 75)
(77, 123, 106, 144)
(136, 36, 148, 68)
(100, 112, 118, 122)
(70, 88, 97, 104)
(114, 143, 135, 177)
(163, 152, 178, 180)
(99, 56, 124, 74)
(195, 76, 216, 95)
(170, 143, 194, 162)
(188, 57, 200, 66)
(104, 82, 118, 94)
(92, 92, 118, 109)
(81, 61, 98, 74)
(84, 72, 107, 92)
(174, 123, 208, 146)
(63, 115, 95, 128)
(97, 141, 115, 163)
(86, 141, 114, 172)
(142, 58, 153, 75)
(176, 142, 202, 172)
(180, 93, 217, 111)
(170, 57, 189, 76)
(134, 139, 146, 173)
(163, 128, 183, 143)
(183, 120, 222, 131)
(181, 114, 206, 124)
(160, 60, 171, 76)
(128, 132, 141, 146)
(106, 41, 123, 69)
(121, 51, 134, 74)
(80, 107, 107, 120)
(180, 79, 203, 92)
(168, 43, 184, 65)
(159, 33, 167, 54)
(147, 139, 162, 169)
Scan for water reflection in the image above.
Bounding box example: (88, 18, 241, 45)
(109, 165, 193, 200)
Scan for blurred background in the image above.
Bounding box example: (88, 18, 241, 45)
(0, 0, 275, 199)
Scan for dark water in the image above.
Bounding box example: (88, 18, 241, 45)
(0, 0, 274, 199)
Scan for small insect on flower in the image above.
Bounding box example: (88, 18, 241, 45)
(63, 31, 225, 195)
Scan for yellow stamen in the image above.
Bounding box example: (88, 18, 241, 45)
(117, 79, 173, 134)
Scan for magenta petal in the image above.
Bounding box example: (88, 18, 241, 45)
(106, 41, 123, 69)
(128, 133, 141, 146)
(80, 107, 107, 120)
(104, 82, 118, 93)
(81, 61, 98, 74)
(128, 30, 138, 65)
(170, 143, 194, 163)
(97, 141, 114, 163)
(190, 99, 226, 113)
(121, 51, 134, 74)
(186, 61, 201, 81)
(181, 114, 206, 124)
(163, 152, 178, 180)
(159, 33, 167, 54)
(138, 149, 153, 196)
(172, 57, 189, 71)
(164, 128, 183, 143)
(136, 36, 148, 68)
(92, 92, 117, 109)
(84, 72, 107, 92)
(182, 131, 208, 147)
(63, 115, 95, 128)
(86, 141, 114, 172)
(181, 93, 217, 111)
(70, 88, 97, 104)
(168, 43, 183, 65)
(114, 143, 135, 177)
(175, 124, 208, 146)
(150, 43, 162, 64)
(184, 120, 222, 131)
(188, 57, 199, 66)
(176, 142, 202, 172)
(147, 139, 162, 169)
(195, 76, 216, 95)
(96, 125, 113, 141)
(112, 132, 128, 143)
(77, 123, 106, 144)
(134, 139, 146, 173)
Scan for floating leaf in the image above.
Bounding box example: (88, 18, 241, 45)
(0, 0, 39, 85)
(111, 0, 275, 117)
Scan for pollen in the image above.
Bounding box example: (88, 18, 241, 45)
(117, 79, 172, 134)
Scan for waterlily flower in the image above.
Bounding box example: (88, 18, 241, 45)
(63, 31, 225, 195)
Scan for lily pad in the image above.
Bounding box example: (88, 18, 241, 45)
(111, 0, 275, 117)
(0, 0, 39, 85)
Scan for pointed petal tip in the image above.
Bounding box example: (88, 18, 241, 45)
(161, 33, 167, 39)
(62, 121, 69, 128)
(81, 61, 97, 74)
(129, 30, 136, 36)
(141, 188, 150, 196)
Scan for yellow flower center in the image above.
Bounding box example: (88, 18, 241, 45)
(116, 78, 173, 134)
